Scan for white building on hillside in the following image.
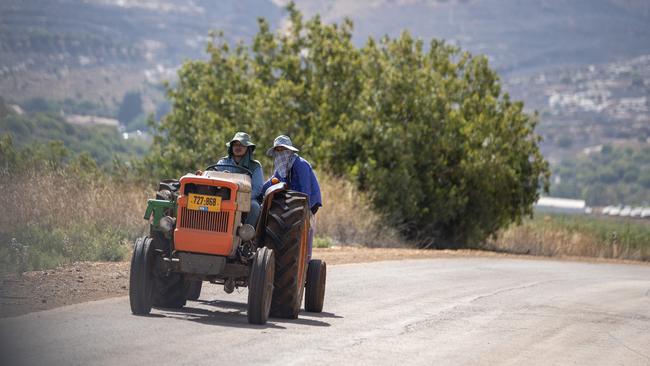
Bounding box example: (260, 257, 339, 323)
(534, 197, 588, 215)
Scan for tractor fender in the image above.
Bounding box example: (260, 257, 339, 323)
(255, 182, 288, 241)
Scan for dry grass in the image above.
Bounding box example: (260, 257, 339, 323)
(316, 173, 405, 247)
(0, 168, 407, 272)
(0, 169, 150, 272)
(486, 214, 650, 261)
(4, 166, 646, 273)
(1, 170, 148, 231)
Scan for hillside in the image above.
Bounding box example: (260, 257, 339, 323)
(2, 0, 649, 104)
(504, 55, 650, 165)
(0, 98, 147, 165)
(0, 0, 283, 110)
(286, 0, 650, 75)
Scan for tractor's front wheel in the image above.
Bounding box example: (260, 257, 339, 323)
(248, 247, 275, 325)
(129, 236, 154, 315)
(305, 259, 326, 313)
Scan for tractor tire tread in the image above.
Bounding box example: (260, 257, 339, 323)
(129, 236, 154, 315)
(263, 191, 309, 319)
(305, 259, 326, 313)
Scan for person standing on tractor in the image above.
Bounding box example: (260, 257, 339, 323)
(217, 132, 264, 227)
(263, 135, 322, 258)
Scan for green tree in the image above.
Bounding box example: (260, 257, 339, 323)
(118, 91, 143, 127)
(0, 96, 10, 119)
(640, 170, 650, 189)
(147, 3, 549, 245)
(0, 134, 19, 172)
(553, 146, 650, 205)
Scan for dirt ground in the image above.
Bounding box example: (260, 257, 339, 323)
(1, 246, 646, 318)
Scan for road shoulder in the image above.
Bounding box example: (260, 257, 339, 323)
(1, 246, 647, 318)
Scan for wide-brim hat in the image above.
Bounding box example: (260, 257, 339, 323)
(266, 135, 299, 156)
(226, 131, 256, 151)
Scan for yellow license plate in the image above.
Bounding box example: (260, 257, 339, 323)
(187, 193, 221, 212)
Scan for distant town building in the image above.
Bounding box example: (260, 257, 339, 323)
(534, 197, 587, 215)
(65, 114, 119, 127)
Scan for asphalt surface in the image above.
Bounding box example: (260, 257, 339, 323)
(1, 257, 649, 365)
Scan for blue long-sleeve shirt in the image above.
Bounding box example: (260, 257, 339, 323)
(216, 156, 264, 200)
(262, 155, 322, 212)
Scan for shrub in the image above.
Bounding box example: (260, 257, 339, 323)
(313, 236, 333, 249)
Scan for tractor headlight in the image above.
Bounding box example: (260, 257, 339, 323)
(238, 224, 255, 241)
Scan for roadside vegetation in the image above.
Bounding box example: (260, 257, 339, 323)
(0, 135, 149, 273)
(488, 214, 650, 261)
(0, 132, 401, 273)
(316, 174, 403, 248)
(1, 132, 647, 274)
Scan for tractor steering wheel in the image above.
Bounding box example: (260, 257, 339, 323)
(204, 163, 253, 177)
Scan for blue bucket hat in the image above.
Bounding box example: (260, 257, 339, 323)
(266, 135, 299, 156)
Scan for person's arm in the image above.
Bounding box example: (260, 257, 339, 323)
(293, 159, 322, 213)
(251, 164, 264, 200)
(261, 179, 272, 193)
(261, 170, 279, 196)
(293, 159, 310, 197)
(308, 167, 322, 214)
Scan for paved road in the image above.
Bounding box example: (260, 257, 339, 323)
(1, 258, 649, 365)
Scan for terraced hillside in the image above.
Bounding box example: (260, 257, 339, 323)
(0, 0, 282, 106)
(288, 0, 650, 75)
(2, 0, 649, 93)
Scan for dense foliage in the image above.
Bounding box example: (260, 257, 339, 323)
(552, 145, 650, 206)
(148, 4, 549, 245)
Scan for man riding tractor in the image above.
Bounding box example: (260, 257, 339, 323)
(129, 132, 326, 325)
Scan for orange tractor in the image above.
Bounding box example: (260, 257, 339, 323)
(129, 163, 326, 324)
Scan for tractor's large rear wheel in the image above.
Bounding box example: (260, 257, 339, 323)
(129, 236, 154, 315)
(305, 259, 326, 313)
(247, 247, 275, 324)
(263, 191, 310, 319)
